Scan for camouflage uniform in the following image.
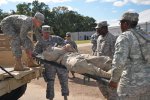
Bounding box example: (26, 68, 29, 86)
(110, 12, 150, 100)
(34, 35, 69, 99)
(96, 21, 117, 100)
(42, 46, 111, 78)
(0, 15, 35, 57)
(111, 28, 150, 100)
(64, 34, 78, 78)
(96, 32, 116, 59)
(90, 32, 99, 55)
(97, 32, 117, 100)
(64, 40, 78, 52)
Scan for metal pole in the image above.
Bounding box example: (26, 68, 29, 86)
(146, 22, 148, 33)
(78, 32, 79, 40)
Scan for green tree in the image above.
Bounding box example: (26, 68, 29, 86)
(0, 9, 10, 21)
(0, 1, 96, 37)
(51, 6, 70, 36)
(32, 0, 50, 16)
(16, 0, 50, 17)
(16, 3, 32, 16)
(31, 0, 51, 26)
(0, 9, 3, 21)
(51, 6, 96, 37)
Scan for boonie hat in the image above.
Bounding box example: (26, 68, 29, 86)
(95, 21, 109, 29)
(121, 11, 139, 22)
(34, 12, 45, 23)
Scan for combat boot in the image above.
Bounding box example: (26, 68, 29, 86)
(64, 96, 68, 100)
(14, 57, 29, 71)
(25, 49, 40, 67)
(49, 98, 53, 100)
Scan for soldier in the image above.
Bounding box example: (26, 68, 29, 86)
(90, 27, 100, 55)
(33, 25, 69, 100)
(109, 12, 150, 100)
(0, 12, 44, 71)
(87, 24, 100, 83)
(96, 21, 116, 59)
(40, 44, 112, 79)
(64, 32, 78, 78)
(96, 21, 117, 100)
(65, 32, 78, 52)
(88, 27, 100, 82)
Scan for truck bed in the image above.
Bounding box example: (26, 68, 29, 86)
(0, 67, 43, 96)
(0, 34, 43, 97)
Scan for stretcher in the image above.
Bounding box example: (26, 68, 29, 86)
(35, 54, 110, 84)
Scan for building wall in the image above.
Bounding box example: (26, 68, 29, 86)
(109, 26, 121, 36)
(69, 21, 150, 41)
(70, 31, 95, 41)
(139, 22, 150, 33)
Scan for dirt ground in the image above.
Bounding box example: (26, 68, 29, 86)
(29, 73, 106, 100)
(25, 44, 106, 100)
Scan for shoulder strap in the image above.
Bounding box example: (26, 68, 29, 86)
(130, 29, 146, 61)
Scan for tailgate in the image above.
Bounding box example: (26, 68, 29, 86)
(0, 67, 43, 96)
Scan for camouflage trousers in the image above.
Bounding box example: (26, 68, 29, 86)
(117, 83, 150, 100)
(1, 23, 33, 57)
(97, 80, 118, 100)
(43, 63, 69, 99)
(117, 94, 150, 100)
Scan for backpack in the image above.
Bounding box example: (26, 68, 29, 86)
(130, 29, 150, 63)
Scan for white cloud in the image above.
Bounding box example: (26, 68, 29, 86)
(102, 0, 150, 7)
(102, 0, 117, 2)
(127, 9, 135, 12)
(113, 0, 128, 7)
(109, 9, 150, 27)
(0, 0, 7, 6)
(0, 0, 72, 5)
(139, 9, 150, 23)
(85, 0, 97, 3)
(65, 5, 78, 11)
(39, 0, 72, 3)
(108, 19, 119, 27)
(131, 0, 150, 5)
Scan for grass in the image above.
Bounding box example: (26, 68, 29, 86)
(75, 40, 90, 44)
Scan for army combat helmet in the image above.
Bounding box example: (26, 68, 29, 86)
(42, 25, 54, 34)
(34, 12, 45, 23)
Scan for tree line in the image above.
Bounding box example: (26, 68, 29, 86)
(0, 0, 96, 37)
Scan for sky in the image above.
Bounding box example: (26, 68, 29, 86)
(0, 0, 150, 26)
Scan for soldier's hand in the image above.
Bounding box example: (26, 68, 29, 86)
(109, 81, 118, 89)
